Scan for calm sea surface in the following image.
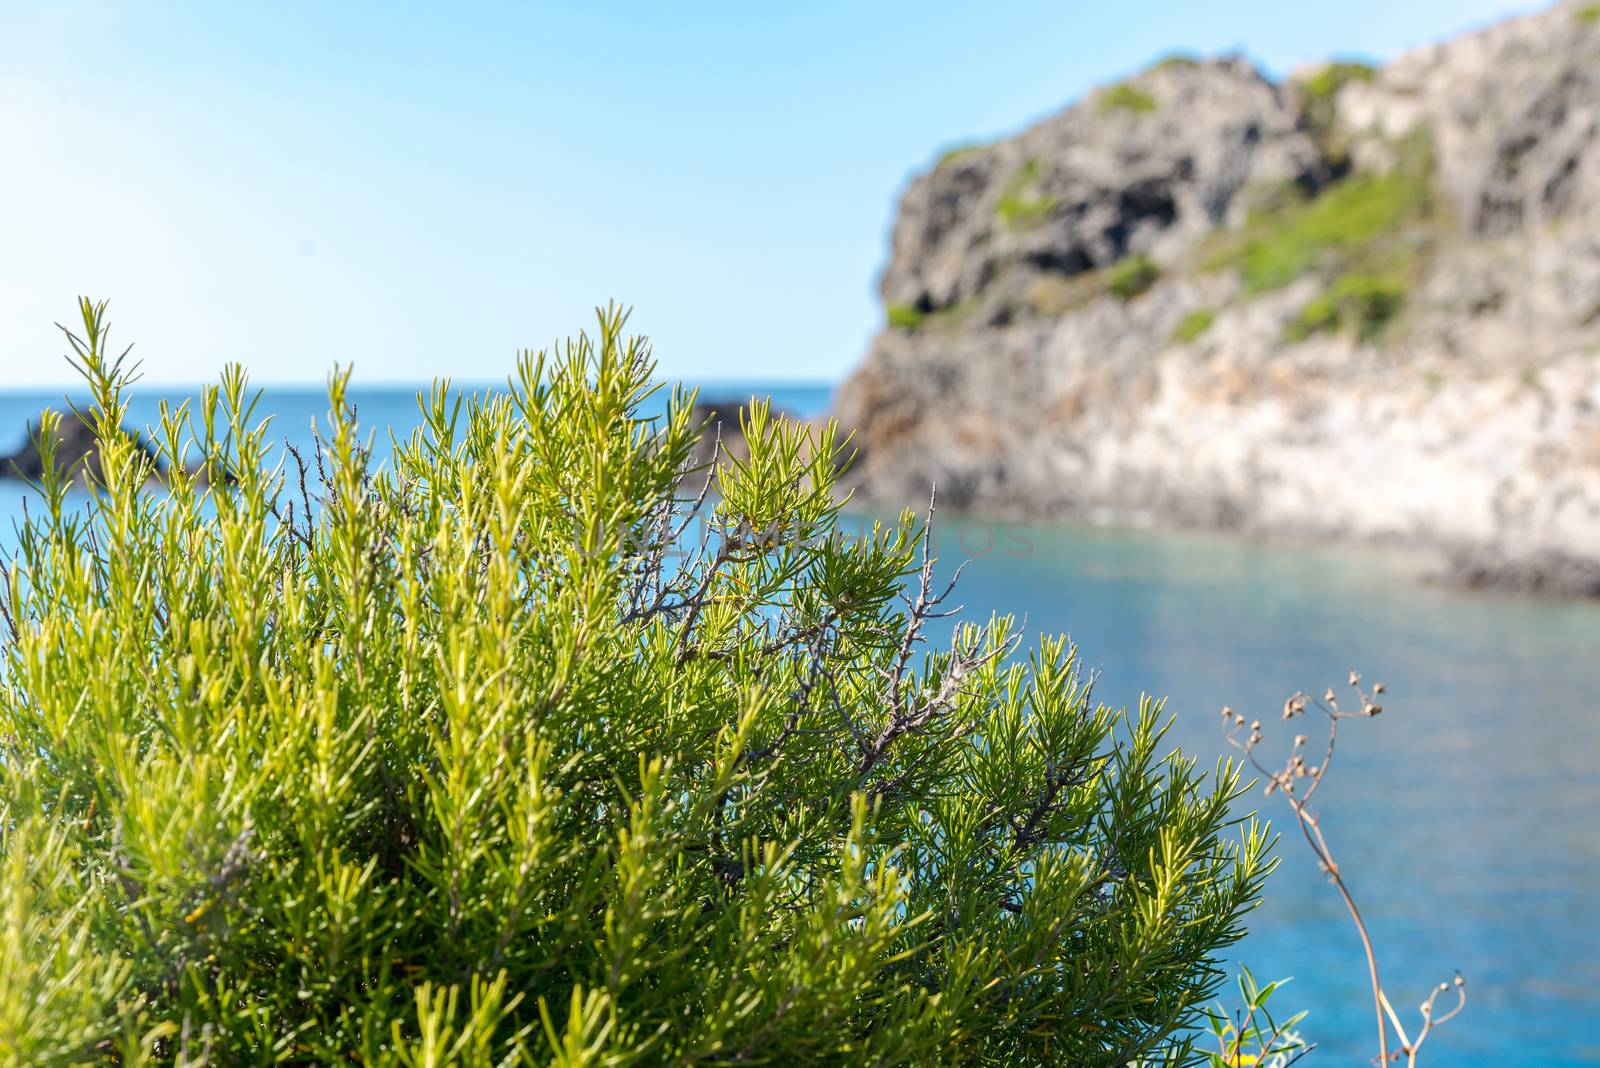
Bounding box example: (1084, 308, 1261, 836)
(2, 383, 1597, 1065)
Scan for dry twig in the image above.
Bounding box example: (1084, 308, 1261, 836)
(1223, 673, 1466, 1065)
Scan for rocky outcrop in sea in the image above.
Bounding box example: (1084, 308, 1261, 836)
(832, 1, 1600, 595)
(1, 410, 211, 487)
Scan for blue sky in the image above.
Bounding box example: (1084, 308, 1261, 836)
(1, 1, 1532, 387)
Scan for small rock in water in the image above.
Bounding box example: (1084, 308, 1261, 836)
(2, 409, 210, 486)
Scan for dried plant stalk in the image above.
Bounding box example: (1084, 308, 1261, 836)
(1223, 674, 1466, 1065)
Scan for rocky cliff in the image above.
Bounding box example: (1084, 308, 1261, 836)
(833, 1, 1600, 594)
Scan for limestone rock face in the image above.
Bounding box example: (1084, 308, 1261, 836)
(834, 2, 1600, 595)
(881, 58, 1326, 315)
(1341, 3, 1600, 236)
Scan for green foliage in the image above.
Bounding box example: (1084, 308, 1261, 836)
(995, 159, 1060, 229)
(1154, 54, 1201, 71)
(932, 297, 986, 329)
(1284, 272, 1407, 342)
(1576, 4, 1600, 24)
(1107, 255, 1161, 300)
(935, 143, 984, 169)
(1299, 61, 1376, 104)
(886, 302, 926, 331)
(888, 298, 987, 334)
(1100, 83, 1158, 115)
(1199, 970, 1310, 1068)
(1208, 163, 1434, 295)
(1173, 308, 1216, 344)
(0, 299, 1272, 1066)
(1295, 60, 1378, 170)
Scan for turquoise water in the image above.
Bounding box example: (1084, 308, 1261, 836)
(2, 384, 1597, 1065)
(913, 515, 1600, 1065)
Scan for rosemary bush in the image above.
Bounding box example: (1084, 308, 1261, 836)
(0, 300, 1270, 1065)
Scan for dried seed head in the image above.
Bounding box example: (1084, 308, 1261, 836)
(1234, 714, 1245, 725)
(1365, 703, 1383, 717)
(1250, 720, 1260, 732)
(1221, 705, 1232, 719)
(1294, 734, 1307, 747)
(1454, 974, 1465, 987)
(1325, 688, 1337, 703)
(1373, 682, 1387, 694)
(1349, 670, 1361, 686)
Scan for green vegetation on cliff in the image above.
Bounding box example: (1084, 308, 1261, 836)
(1296, 60, 1377, 169)
(1283, 271, 1408, 342)
(1203, 130, 1439, 341)
(888, 298, 987, 333)
(995, 158, 1060, 228)
(1154, 53, 1201, 71)
(1299, 60, 1376, 105)
(1210, 166, 1433, 294)
(1100, 82, 1158, 115)
(935, 143, 984, 169)
(887, 301, 926, 331)
(1108, 254, 1161, 299)
(1173, 308, 1216, 344)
